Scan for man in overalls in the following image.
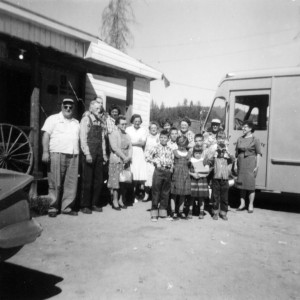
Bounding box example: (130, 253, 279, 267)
(80, 99, 108, 214)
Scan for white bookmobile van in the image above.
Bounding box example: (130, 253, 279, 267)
(203, 67, 300, 194)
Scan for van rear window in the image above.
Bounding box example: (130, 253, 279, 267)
(234, 95, 269, 131)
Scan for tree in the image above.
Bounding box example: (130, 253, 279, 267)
(101, 0, 135, 52)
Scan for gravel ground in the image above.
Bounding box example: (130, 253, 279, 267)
(1, 192, 300, 300)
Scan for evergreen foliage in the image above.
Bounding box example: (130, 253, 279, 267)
(101, 0, 135, 52)
(150, 99, 209, 128)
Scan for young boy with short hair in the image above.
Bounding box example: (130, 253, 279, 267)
(167, 127, 178, 150)
(194, 133, 204, 147)
(208, 131, 234, 221)
(145, 130, 174, 221)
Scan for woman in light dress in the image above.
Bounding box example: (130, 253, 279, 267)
(126, 114, 147, 202)
(144, 121, 160, 201)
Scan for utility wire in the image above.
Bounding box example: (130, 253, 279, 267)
(151, 40, 297, 64)
(135, 27, 297, 49)
(169, 81, 216, 91)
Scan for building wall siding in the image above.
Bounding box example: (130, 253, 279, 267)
(0, 12, 85, 57)
(85, 74, 151, 128)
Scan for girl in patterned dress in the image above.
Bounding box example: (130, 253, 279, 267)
(188, 145, 210, 219)
(170, 135, 191, 219)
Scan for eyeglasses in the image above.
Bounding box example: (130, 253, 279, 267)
(120, 123, 127, 126)
(63, 105, 73, 110)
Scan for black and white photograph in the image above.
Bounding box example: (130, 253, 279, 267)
(0, 0, 299, 299)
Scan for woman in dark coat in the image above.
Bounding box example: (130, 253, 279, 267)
(235, 121, 262, 213)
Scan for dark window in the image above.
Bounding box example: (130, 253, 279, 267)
(234, 95, 269, 130)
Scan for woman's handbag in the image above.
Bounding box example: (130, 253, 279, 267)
(119, 167, 132, 183)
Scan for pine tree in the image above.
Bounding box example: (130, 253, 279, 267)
(101, 0, 135, 52)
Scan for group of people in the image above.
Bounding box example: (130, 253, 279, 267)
(41, 97, 262, 221)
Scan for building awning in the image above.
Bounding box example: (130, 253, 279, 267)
(85, 39, 164, 81)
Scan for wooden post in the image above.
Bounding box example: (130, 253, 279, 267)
(29, 53, 40, 199)
(125, 76, 135, 123)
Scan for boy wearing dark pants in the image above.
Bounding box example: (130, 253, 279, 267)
(209, 131, 234, 221)
(145, 130, 174, 222)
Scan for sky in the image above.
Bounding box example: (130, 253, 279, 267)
(6, 0, 300, 107)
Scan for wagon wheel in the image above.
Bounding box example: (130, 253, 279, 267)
(0, 123, 33, 174)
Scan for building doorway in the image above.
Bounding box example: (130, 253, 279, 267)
(0, 67, 31, 127)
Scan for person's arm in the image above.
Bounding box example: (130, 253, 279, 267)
(102, 130, 108, 163)
(106, 117, 115, 135)
(132, 128, 147, 147)
(235, 137, 240, 158)
(170, 149, 174, 172)
(254, 153, 261, 178)
(145, 146, 157, 164)
(108, 131, 127, 161)
(187, 131, 195, 149)
(150, 146, 162, 167)
(80, 116, 92, 163)
(253, 138, 262, 177)
(42, 131, 50, 163)
(126, 136, 133, 162)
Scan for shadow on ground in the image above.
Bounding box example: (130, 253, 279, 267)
(0, 262, 63, 300)
(229, 188, 300, 213)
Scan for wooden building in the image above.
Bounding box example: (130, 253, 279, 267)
(0, 1, 166, 194)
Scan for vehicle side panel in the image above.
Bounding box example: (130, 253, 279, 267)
(267, 75, 300, 193)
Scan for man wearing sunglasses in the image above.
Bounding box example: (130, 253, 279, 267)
(41, 98, 80, 217)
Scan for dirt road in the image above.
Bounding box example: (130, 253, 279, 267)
(1, 193, 300, 300)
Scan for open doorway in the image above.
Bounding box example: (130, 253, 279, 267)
(0, 67, 31, 127)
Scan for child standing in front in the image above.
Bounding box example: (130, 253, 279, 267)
(167, 127, 179, 151)
(188, 144, 210, 219)
(145, 130, 174, 222)
(170, 136, 191, 219)
(208, 131, 234, 221)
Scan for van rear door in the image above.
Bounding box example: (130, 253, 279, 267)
(267, 75, 300, 193)
(228, 90, 270, 189)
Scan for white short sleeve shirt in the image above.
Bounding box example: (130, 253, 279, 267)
(41, 112, 80, 154)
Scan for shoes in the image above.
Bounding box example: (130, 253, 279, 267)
(134, 198, 139, 203)
(81, 207, 92, 214)
(92, 206, 103, 212)
(248, 205, 254, 213)
(119, 204, 127, 209)
(151, 216, 158, 222)
(62, 210, 78, 216)
(236, 206, 246, 211)
(48, 210, 58, 218)
(213, 214, 218, 220)
(112, 204, 121, 211)
(142, 194, 149, 202)
(187, 212, 193, 219)
(167, 212, 179, 221)
(199, 211, 204, 219)
(179, 212, 187, 220)
(220, 214, 228, 221)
